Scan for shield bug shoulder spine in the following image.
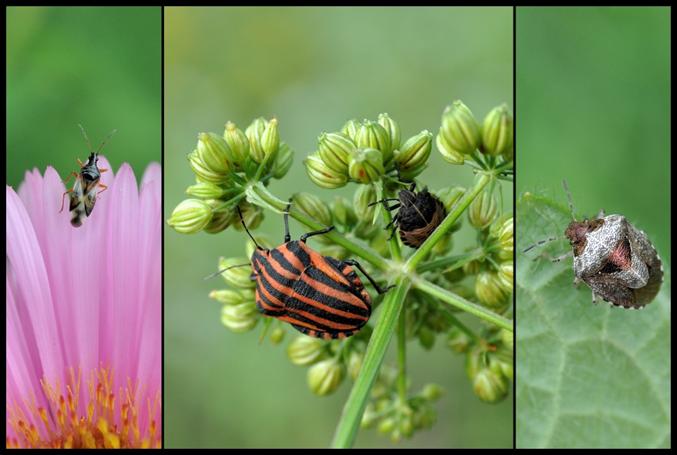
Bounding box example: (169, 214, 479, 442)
(523, 180, 663, 309)
(59, 124, 116, 227)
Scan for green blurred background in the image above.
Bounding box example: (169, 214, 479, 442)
(165, 7, 513, 448)
(7, 7, 161, 186)
(516, 7, 670, 264)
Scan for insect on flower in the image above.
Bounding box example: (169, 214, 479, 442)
(370, 182, 447, 248)
(523, 180, 663, 309)
(214, 203, 393, 340)
(59, 124, 116, 227)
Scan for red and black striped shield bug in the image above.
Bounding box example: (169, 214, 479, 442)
(370, 182, 447, 248)
(523, 180, 663, 309)
(220, 203, 393, 340)
(59, 125, 116, 227)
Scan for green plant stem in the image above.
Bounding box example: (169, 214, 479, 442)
(396, 311, 407, 403)
(251, 183, 389, 271)
(412, 277, 512, 332)
(406, 173, 491, 270)
(331, 277, 410, 448)
(417, 248, 485, 273)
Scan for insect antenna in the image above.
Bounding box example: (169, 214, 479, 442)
(203, 263, 251, 281)
(522, 236, 559, 253)
(236, 205, 264, 250)
(95, 129, 118, 154)
(562, 179, 576, 220)
(78, 124, 94, 152)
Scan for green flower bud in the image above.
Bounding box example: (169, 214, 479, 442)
(394, 130, 432, 179)
(188, 149, 228, 184)
(331, 196, 358, 228)
(272, 142, 294, 179)
(361, 403, 378, 429)
(347, 351, 363, 381)
(221, 301, 259, 333)
(261, 117, 280, 160)
(245, 117, 267, 162)
(204, 202, 237, 234)
(233, 202, 263, 231)
(490, 215, 514, 257)
(318, 132, 355, 174)
(197, 132, 232, 175)
(468, 191, 498, 230)
(463, 258, 481, 276)
(348, 148, 385, 184)
(447, 325, 472, 353)
(378, 416, 397, 435)
(307, 358, 344, 396)
(481, 104, 513, 156)
(421, 383, 444, 402)
(245, 234, 274, 259)
(439, 100, 481, 157)
(377, 113, 401, 151)
(185, 182, 227, 200)
(209, 289, 247, 306)
(270, 327, 285, 345)
(473, 368, 509, 403)
(291, 192, 332, 227)
(496, 261, 514, 294)
(287, 336, 326, 366)
(475, 270, 507, 308)
(436, 133, 465, 165)
(415, 406, 437, 429)
(442, 265, 465, 283)
(167, 199, 213, 234)
(304, 153, 348, 189)
(399, 415, 414, 438)
(490, 354, 513, 382)
(217, 256, 255, 289)
(418, 326, 436, 350)
(353, 184, 377, 222)
(341, 118, 360, 141)
(223, 121, 250, 167)
(500, 328, 513, 352)
(355, 121, 392, 165)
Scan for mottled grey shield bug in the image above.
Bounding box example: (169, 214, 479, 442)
(523, 180, 663, 309)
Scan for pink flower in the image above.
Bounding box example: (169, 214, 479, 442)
(6, 158, 161, 448)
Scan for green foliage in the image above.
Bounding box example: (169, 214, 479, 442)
(516, 193, 670, 448)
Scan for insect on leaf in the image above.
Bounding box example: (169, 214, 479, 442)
(516, 192, 670, 448)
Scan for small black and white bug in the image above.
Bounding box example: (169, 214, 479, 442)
(370, 182, 447, 248)
(523, 180, 663, 309)
(59, 125, 116, 227)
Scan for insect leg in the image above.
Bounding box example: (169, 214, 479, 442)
(99, 167, 108, 173)
(77, 158, 85, 167)
(96, 183, 109, 195)
(59, 189, 74, 213)
(62, 171, 79, 186)
(368, 198, 399, 208)
(342, 258, 394, 294)
(236, 205, 263, 250)
(283, 201, 292, 243)
(300, 226, 335, 243)
(562, 179, 576, 220)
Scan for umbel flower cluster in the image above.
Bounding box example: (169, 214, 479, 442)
(168, 100, 514, 445)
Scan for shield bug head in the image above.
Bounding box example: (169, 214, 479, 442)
(221, 202, 392, 340)
(371, 182, 447, 248)
(523, 180, 663, 309)
(59, 125, 116, 227)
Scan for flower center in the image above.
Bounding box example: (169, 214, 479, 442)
(6, 366, 160, 448)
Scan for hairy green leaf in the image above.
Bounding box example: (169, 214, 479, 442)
(516, 192, 670, 448)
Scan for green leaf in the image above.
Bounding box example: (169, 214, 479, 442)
(516, 192, 670, 448)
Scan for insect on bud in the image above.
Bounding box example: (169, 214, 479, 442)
(185, 182, 227, 200)
(291, 192, 333, 227)
(468, 190, 498, 230)
(233, 202, 263, 231)
(197, 132, 232, 175)
(221, 301, 259, 333)
(261, 117, 280, 160)
(217, 256, 255, 289)
(272, 142, 294, 179)
(481, 104, 513, 156)
(188, 149, 228, 184)
(348, 148, 385, 184)
(355, 121, 392, 165)
(475, 270, 508, 308)
(245, 117, 267, 163)
(287, 336, 326, 366)
(304, 154, 348, 189)
(167, 198, 213, 234)
(437, 100, 481, 163)
(353, 184, 377, 222)
(307, 358, 345, 396)
(377, 113, 401, 151)
(318, 132, 355, 174)
(394, 130, 432, 180)
(223, 121, 250, 168)
(341, 118, 361, 141)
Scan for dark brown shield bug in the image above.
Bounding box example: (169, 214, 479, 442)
(524, 180, 663, 309)
(370, 183, 447, 248)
